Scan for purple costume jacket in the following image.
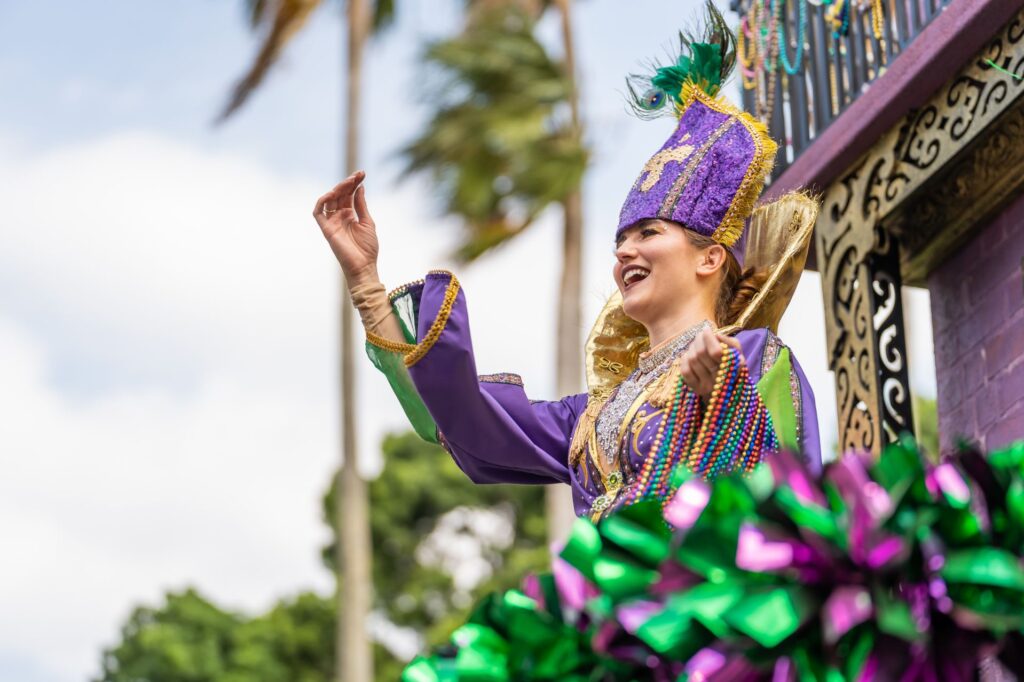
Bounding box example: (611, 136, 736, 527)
(370, 271, 822, 519)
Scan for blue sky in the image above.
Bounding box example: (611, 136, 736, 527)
(0, 2, 935, 681)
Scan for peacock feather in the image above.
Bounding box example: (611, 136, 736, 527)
(627, 0, 737, 119)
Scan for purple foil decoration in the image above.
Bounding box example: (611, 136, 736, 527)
(829, 453, 908, 570)
(591, 621, 620, 654)
(616, 600, 662, 635)
(768, 449, 827, 507)
(553, 556, 593, 612)
(857, 655, 879, 682)
(822, 586, 873, 644)
(522, 574, 542, 602)
(932, 462, 971, 507)
(664, 478, 711, 531)
(684, 648, 727, 679)
(651, 560, 701, 595)
(736, 523, 794, 572)
(771, 658, 796, 682)
(866, 535, 907, 570)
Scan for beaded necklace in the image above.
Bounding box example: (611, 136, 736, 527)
(625, 346, 780, 511)
(759, 0, 782, 122)
(593, 321, 710, 469)
(738, 16, 759, 90)
(871, 0, 884, 41)
(777, 0, 808, 76)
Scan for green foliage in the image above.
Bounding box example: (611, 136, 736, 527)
(97, 589, 238, 682)
(97, 589, 333, 682)
(402, 4, 588, 261)
(227, 593, 335, 682)
(98, 432, 548, 681)
(914, 395, 939, 459)
(323, 431, 548, 645)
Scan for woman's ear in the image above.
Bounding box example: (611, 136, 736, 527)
(696, 244, 727, 277)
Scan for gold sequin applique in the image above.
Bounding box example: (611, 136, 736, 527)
(638, 134, 694, 192)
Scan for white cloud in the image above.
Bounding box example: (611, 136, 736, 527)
(0, 318, 339, 679)
(0, 132, 356, 673)
(0, 130, 568, 682)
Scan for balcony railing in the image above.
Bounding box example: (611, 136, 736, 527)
(732, 0, 955, 176)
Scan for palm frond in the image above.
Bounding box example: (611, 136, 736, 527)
(218, 0, 322, 122)
(372, 0, 396, 31)
(246, 0, 269, 28)
(402, 3, 588, 261)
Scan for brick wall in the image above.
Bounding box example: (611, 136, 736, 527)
(928, 191, 1024, 455)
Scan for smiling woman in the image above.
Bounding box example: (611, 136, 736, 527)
(313, 2, 822, 522)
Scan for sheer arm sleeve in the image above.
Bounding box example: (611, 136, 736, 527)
(364, 270, 586, 485)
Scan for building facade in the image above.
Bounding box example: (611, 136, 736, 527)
(735, 0, 1024, 456)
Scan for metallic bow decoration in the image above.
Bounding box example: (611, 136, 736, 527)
(403, 437, 1024, 681)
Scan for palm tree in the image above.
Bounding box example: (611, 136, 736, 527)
(403, 0, 587, 541)
(550, 0, 584, 540)
(219, 2, 395, 681)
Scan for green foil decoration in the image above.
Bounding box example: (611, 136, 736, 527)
(402, 437, 1024, 681)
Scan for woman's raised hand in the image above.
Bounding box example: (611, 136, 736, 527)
(313, 171, 379, 285)
(678, 326, 744, 400)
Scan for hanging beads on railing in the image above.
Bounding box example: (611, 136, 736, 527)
(735, 0, 788, 121)
(761, 0, 782, 121)
(777, 0, 808, 76)
(731, 0, 956, 174)
(870, 0, 884, 40)
(738, 14, 760, 89)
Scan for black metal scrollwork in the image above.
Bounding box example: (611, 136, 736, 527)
(816, 8, 1024, 455)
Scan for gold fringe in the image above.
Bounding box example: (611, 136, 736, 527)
(673, 82, 780, 249)
(568, 394, 605, 468)
(647, 357, 685, 408)
(367, 271, 463, 367)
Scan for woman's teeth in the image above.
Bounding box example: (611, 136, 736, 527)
(623, 267, 650, 286)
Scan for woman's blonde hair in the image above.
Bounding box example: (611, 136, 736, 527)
(683, 230, 770, 327)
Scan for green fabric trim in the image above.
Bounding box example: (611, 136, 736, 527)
(755, 346, 798, 451)
(364, 290, 439, 444)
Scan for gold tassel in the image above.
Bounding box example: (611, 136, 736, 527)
(647, 357, 685, 408)
(568, 394, 606, 468)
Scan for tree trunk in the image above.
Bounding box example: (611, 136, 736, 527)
(547, 0, 583, 544)
(337, 2, 373, 682)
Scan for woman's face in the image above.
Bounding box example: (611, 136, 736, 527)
(613, 220, 711, 325)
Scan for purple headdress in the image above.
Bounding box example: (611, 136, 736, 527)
(618, 2, 779, 267)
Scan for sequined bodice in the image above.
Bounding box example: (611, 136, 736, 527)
(594, 321, 711, 466)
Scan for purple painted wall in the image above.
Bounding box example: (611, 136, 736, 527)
(929, 192, 1024, 455)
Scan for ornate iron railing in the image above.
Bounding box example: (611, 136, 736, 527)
(732, 0, 955, 176)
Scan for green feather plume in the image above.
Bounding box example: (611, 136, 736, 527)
(627, 0, 737, 119)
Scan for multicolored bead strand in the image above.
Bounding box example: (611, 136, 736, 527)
(685, 347, 779, 481)
(738, 16, 760, 89)
(777, 0, 808, 76)
(624, 372, 700, 506)
(620, 345, 781, 518)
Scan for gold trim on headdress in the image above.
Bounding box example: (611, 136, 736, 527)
(675, 83, 779, 249)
